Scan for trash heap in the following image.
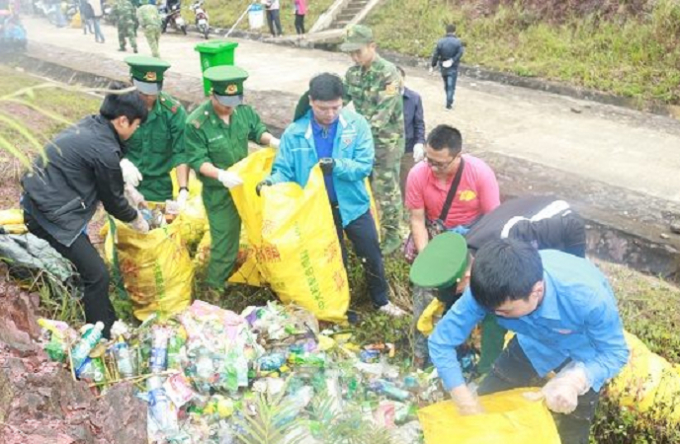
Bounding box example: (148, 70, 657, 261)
(38, 300, 447, 443)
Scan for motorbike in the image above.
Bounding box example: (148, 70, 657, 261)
(33, 0, 59, 25)
(189, 0, 208, 39)
(159, 2, 186, 35)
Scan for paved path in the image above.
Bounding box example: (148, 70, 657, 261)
(23, 17, 680, 202)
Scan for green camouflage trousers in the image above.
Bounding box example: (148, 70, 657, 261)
(143, 25, 161, 58)
(371, 146, 404, 241)
(117, 22, 137, 51)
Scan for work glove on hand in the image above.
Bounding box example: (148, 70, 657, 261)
(319, 157, 335, 175)
(176, 188, 189, 210)
(217, 170, 243, 189)
(124, 184, 147, 209)
(129, 211, 150, 234)
(120, 158, 143, 187)
(524, 362, 591, 414)
(256, 179, 272, 196)
(450, 384, 485, 416)
(269, 137, 280, 149)
(413, 143, 425, 162)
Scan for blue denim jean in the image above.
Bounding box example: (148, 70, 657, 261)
(442, 70, 459, 108)
(92, 18, 105, 42)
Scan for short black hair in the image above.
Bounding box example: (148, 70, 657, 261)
(397, 66, 405, 78)
(446, 24, 456, 33)
(100, 85, 148, 124)
(426, 124, 462, 156)
(309, 73, 344, 102)
(470, 239, 543, 310)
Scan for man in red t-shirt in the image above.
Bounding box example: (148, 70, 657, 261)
(405, 124, 500, 367)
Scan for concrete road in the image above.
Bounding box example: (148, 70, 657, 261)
(23, 17, 680, 202)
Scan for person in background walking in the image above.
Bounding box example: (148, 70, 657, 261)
(79, 0, 94, 34)
(397, 66, 425, 199)
(430, 24, 464, 110)
(88, 0, 105, 43)
(293, 0, 306, 35)
(262, 0, 282, 37)
(137, 2, 161, 58)
(111, 0, 138, 53)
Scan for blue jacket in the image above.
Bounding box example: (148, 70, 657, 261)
(429, 250, 629, 392)
(268, 109, 374, 227)
(431, 33, 465, 75)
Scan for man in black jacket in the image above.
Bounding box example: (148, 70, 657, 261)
(21, 89, 150, 338)
(430, 24, 465, 110)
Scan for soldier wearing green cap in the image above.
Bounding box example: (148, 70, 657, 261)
(137, 3, 162, 58)
(120, 55, 189, 206)
(340, 24, 405, 257)
(186, 65, 280, 292)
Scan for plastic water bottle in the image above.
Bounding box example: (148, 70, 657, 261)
(71, 322, 104, 373)
(149, 326, 170, 373)
(112, 338, 136, 379)
(368, 379, 410, 402)
(146, 375, 179, 434)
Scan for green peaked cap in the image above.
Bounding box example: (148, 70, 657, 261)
(124, 55, 171, 94)
(340, 25, 374, 52)
(204, 65, 249, 106)
(410, 232, 469, 289)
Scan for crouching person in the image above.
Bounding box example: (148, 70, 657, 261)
(258, 73, 405, 317)
(21, 89, 150, 338)
(429, 238, 629, 444)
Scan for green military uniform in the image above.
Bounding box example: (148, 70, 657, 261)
(185, 66, 268, 289)
(137, 4, 162, 58)
(410, 232, 505, 374)
(111, 0, 138, 52)
(341, 25, 405, 255)
(123, 56, 187, 202)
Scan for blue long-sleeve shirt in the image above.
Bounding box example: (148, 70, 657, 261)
(429, 250, 629, 392)
(402, 87, 425, 153)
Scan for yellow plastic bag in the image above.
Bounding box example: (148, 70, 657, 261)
(418, 388, 561, 444)
(103, 218, 194, 321)
(229, 149, 350, 323)
(417, 299, 445, 336)
(609, 332, 680, 423)
(0, 209, 27, 234)
(172, 173, 209, 247)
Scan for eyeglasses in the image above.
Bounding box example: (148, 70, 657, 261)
(425, 155, 457, 170)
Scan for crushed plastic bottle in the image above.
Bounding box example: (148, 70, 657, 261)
(71, 322, 104, 374)
(111, 337, 137, 379)
(166, 331, 185, 370)
(368, 379, 411, 402)
(78, 356, 107, 385)
(257, 353, 286, 372)
(147, 375, 179, 434)
(150, 326, 170, 373)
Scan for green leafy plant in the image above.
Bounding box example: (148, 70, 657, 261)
(233, 390, 309, 444)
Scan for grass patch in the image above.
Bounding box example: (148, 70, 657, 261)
(366, 0, 680, 104)
(203, 0, 335, 34)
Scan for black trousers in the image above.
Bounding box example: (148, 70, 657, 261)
(25, 214, 116, 338)
(331, 207, 389, 307)
(478, 337, 600, 444)
(294, 13, 305, 34)
(266, 9, 282, 36)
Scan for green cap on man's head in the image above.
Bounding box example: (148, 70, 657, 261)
(204, 65, 249, 107)
(410, 232, 469, 290)
(339, 25, 374, 52)
(124, 55, 171, 95)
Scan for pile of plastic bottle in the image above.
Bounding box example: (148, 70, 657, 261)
(38, 301, 446, 444)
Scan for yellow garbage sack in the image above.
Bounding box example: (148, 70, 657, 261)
(229, 149, 350, 323)
(103, 218, 194, 321)
(418, 388, 561, 444)
(609, 331, 680, 423)
(71, 12, 81, 28)
(0, 209, 27, 234)
(171, 172, 209, 247)
(417, 299, 445, 336)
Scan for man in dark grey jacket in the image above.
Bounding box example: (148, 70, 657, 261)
(21, 89, 149, 338)
(430, 24, 465, 110)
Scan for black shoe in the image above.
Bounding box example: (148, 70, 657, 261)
(347, 310, 360, 325)
(133, 48, 138, 53)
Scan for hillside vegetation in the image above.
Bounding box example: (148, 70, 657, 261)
(366, 0, 680, 104)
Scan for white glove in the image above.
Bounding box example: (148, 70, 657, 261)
(129, 211, 150, 234)
(450, 384, 484, 416)
(176, 188, 189, 210)
(217, 170, 243, 189)
(413, 143, 425, 162)
(120, 158, 143, 187)
(269, 137, 280, 149)
(524, 362, 591, 414)
(124, 184, 146, 209)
